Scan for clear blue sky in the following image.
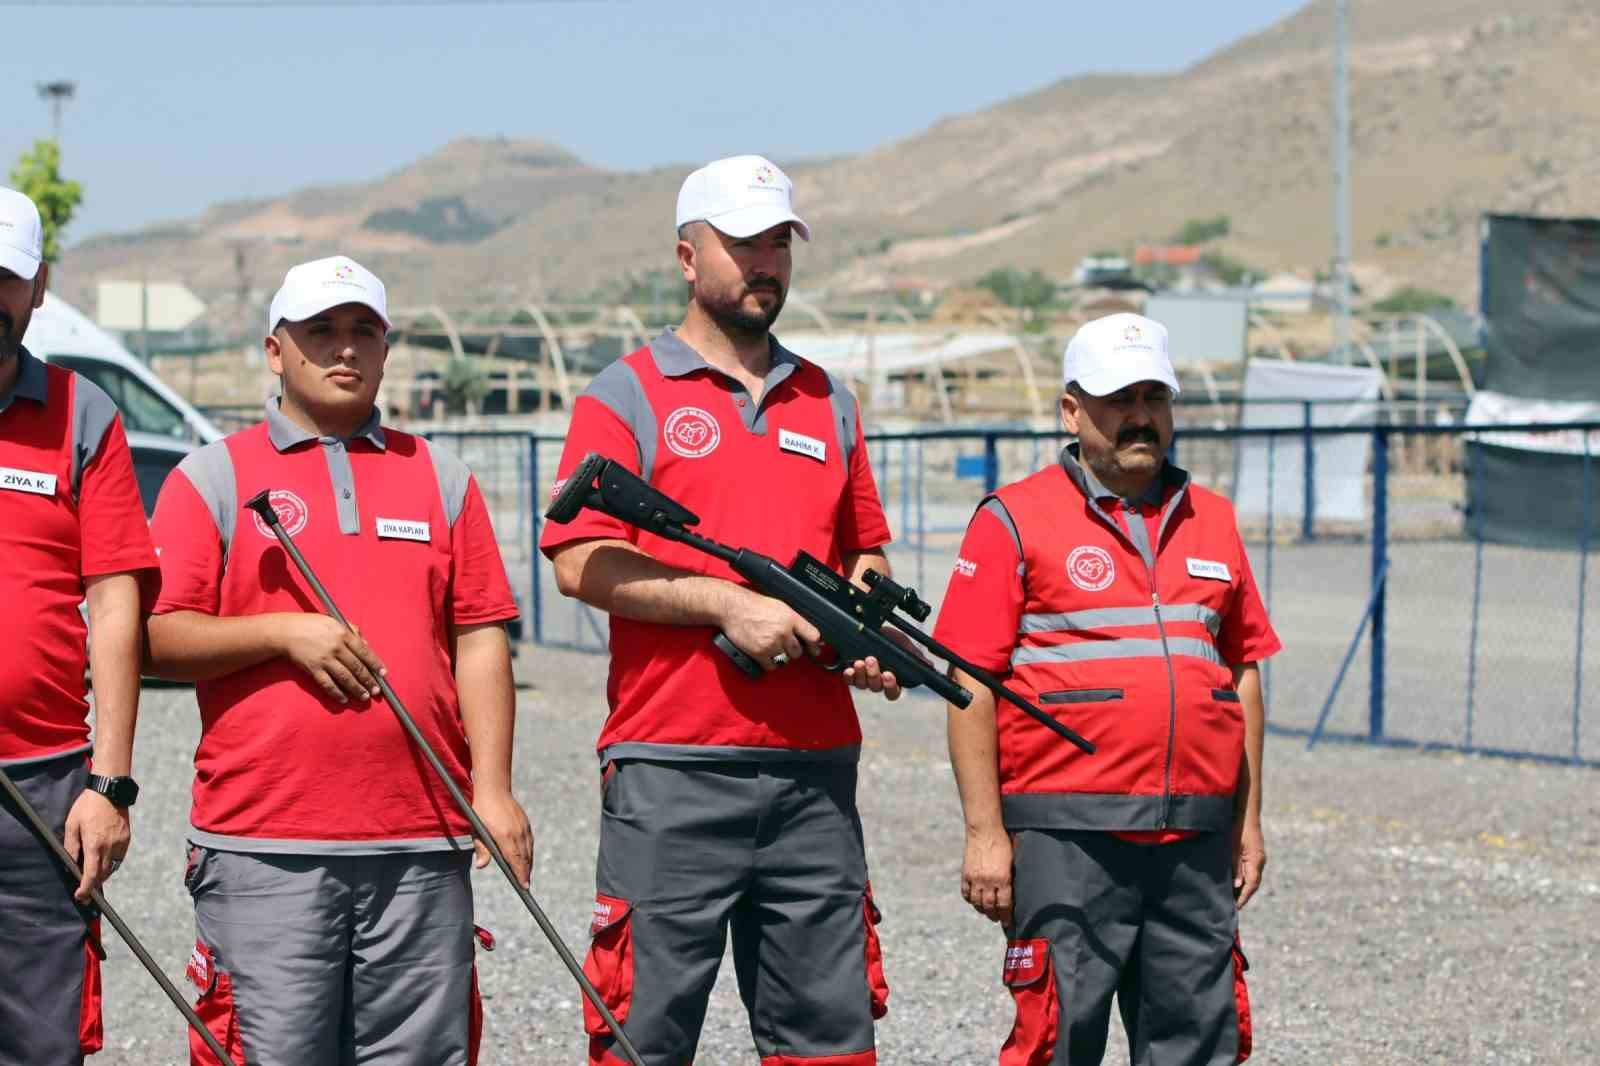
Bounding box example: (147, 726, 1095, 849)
(2, 0, 1305, 240)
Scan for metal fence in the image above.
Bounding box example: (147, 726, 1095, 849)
(438, 421, 1599, 768)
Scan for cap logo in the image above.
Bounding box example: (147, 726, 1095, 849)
(752, 164, 777, 186)
(1066, 545, 1115, 592)
(333, 263, 354, 281)
(664, 406, 721, 459)
(252, 489, 310, 539)
(1123, 323, 1141, 342)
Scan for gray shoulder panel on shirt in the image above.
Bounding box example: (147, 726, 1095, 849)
(821, 368, 858, 466)
(420, 437, 473, 527)
(980, 496, 1023, 557)
(584, 359, 657, 479)
(68, 374, 122, 498)
(174, 441, 239, 556)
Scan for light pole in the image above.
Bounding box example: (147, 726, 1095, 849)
(36, 80, 77, 148)
(1331, 0, 1352, 364)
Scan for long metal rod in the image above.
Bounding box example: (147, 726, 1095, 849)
(245, 492, 645, 1066)
(0, 766, 238, 1064)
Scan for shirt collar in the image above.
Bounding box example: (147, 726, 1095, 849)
(0, 346, 49, 413)
(264, 398, 387, 453)
(647, 328, 800, 391)
(1059, 442, 1184, 508)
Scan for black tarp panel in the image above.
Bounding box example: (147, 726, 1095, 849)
(1480, 214, 1600, 401)
(1467, 443, 1599, 550)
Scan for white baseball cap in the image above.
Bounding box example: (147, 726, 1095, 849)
(0, 187, 45, 281)
(675, 155, 811, 241)
(267, 255, 390, 335)
(1062, 312, 1181, 397)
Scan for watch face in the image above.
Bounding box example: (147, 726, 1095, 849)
(94, 776, 139, 807)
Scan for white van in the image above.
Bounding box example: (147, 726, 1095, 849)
(23, 291, 223, 445)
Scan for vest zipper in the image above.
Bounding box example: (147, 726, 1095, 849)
(1151, 590, 1179, 830)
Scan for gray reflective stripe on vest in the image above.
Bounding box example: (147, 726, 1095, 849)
(1019, 603, 1221, 635)
(583, 358, 658, 479)
(68, 374, 121, 499)
(174, 441, 240, 560)
(1011, 636, 1223, 668)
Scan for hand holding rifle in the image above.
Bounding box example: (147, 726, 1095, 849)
(546, 453, 1093, 753)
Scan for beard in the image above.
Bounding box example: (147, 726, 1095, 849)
(697, 277, 786, 338)
(0, 307, 25, 363)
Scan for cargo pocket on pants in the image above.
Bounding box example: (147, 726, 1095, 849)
(469, 926, 495, 1066)
(79, 916, 105, 1055)
(1000, 938, 1058, 1066)
(186, 939, 244, 1066)
(862, 882, 890, 1019)
(581, 894, 634, 1037)
(1231, 935, 1252, 1063)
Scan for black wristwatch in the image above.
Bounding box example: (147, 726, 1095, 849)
(86, 774, 139, 809)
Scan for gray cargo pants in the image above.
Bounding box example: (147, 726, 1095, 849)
(999, 830, 1251, 1066)
(182, 845, 486, 1066)
(0, 753, 102, 1066)
(582, 759, 889, 1066)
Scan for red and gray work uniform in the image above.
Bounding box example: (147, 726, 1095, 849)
(1, 347, 158, 1066)
(149, 400, 518, 1066)
(540, 330, 894, 1066)
(933, 446, 1281, 1066)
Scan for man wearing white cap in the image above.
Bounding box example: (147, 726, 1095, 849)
(0, 188, 159, 1065)
(542, 156, 901, 1065)
(932, 313, 1279, 1064)
(145, 255, 529, 1065)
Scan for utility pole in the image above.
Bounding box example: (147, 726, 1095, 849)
(1332, 0, 1353, 364)
(35, 80, 76, 149)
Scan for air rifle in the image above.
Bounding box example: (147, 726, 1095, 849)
(545, 453, 1094, 754)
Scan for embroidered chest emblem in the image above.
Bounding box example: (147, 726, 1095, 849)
(664, 406, 721, 459)
(1066, 545, 1116, 592)
(252, 488, 310, 539)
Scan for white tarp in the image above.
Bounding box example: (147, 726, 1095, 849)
(1464, 390, 1600, 456)
(1233, 360, 1384, 524)
(778, 330, 1019, 375)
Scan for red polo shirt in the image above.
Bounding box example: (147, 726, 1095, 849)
(540, 330, 891, 762)
(150, 402, 518, 852)
(1, 347, 159, 766)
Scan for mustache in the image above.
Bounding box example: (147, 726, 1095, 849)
(745, 277, 783, 294)
(1118, 427, 1159, 446)
(0, 311, 13, 337)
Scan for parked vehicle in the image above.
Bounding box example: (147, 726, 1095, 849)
(23, 292, 222, 444)
(126, 431, 193, 517)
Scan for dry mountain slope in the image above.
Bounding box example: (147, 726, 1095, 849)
(60, 0, 1600, 317)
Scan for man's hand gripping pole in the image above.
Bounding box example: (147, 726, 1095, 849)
(546, 454, 1094, 755)
(244, 490, 646, 1066)
(0, 766, 240, 1065)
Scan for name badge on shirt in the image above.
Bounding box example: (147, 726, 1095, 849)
(1187, 557, 1231, 582)
(778, 428, 827, 463)
(376, 517, 431, 542)
(0, 466, 57, 497)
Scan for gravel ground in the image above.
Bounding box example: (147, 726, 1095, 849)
(80, 647, 1598, 1066)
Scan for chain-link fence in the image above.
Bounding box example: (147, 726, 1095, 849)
(439, 421, 1599, 766)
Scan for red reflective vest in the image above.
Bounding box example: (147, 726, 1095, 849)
(987, 457, 1265, 832)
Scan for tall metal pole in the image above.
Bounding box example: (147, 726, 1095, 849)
(1332, 0, 1352, 364)
(35, 80, 76, 149)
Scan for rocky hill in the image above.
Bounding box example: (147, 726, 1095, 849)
(58, 0, 1600, 322)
